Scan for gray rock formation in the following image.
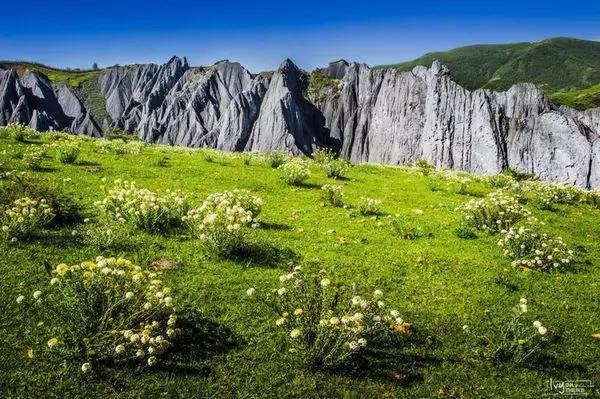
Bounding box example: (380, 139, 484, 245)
(1, 58, 599, 188)
(0, 67, 101, 136)
(319, 61, 599, 188)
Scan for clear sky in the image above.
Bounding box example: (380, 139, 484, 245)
(1, 0, 599, 73)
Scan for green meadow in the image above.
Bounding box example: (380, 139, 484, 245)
(0, 129, 598, 398)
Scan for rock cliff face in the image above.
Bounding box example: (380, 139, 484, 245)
(0, 68, 100, 136)
(319, 61, 598, 188)
(1, 58, 599, 188)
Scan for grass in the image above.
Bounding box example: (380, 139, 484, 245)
(0, 61, 100, 87)
(551, 83, 600, 110)
(378, 37, 600, 109)
(0, 134, 599, 398)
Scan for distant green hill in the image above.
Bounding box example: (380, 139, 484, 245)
(378, 37, 600, 110)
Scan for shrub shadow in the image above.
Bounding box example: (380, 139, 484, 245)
(522, 354, 588, 376)
(76, 160, 102, 167)
(230, 241, 301, 268)
(260, 221, 292, 231)
(32, 166, 56, 173)
(292, 182, 322, 189)
(323, 332, 446, 387)
(155, 312, 244, 377)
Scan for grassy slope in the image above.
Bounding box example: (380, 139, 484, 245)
(0, 136, 599, 398)
(379, 37, 600, 109)
(0, 61, 100, 87)
(551, 83, 600, 110)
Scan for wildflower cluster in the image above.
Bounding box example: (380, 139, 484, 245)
(200, 148, 231, 164)
(94, 139, 145, 155)
(498, 220, 573, 271)
(439, 171, 473, 194)
(358, 197, 382, 216)
(1, 123, 36, 142)
(15, 256, 180, 373)
(264, 150, 288, 168)
(321, 184, 344, 207)
(49, 141, 80, 164)
(22, 146, 46, 170)
(486, 173, 516, 189)
(322, 158, 349, 179)
(390, 216, 423, 240)
(183, 190, 262, 255)
(1, 197, 54, 240)
(96, 180, 190, 232)
(583, 189, 600, 208)
(279, 159, 311, 186)
(455, 189, 529, 233)
(312, 148, 336, 164)
(416, 159, 435, 176)
(246, 267, 410, 370)
(465, 298, 550, 364)
(521, 181, 584, 210)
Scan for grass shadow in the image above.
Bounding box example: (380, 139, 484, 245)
(230, 240, 301, 268)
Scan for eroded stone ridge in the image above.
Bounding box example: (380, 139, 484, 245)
(1, 58, 599, 188)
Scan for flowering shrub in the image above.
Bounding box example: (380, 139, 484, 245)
(183, 190, 262, 255)
(22, 147, 46, 170)
(455, 189, 529, 233)
(358, 197, 382, 216)
(15, 257, 180, 372)
(95, 180, 190, 232)
(94, 139, 145, 155)
(464, 298, 551, 364)
(1, 123, 36, 142)
(51, 142, 80, 164)
(521, 181, 584, 210)
(279, 160, 311, 186)
(321, 184, 344, 207)
(312, 148, 335, 164)
(447, 174, 473, 195)
(390, 216, 423, 239)
(486, 173, 516, 189)
(0, 173, 82, 226)
(200, 148, 230, 164)
(246, 267, 411, 370)
(322, 158, 349, 179)
(583, 189, 600, 208)
(265, 150, 288, 168)
(416, 159, 435, 176)
(498, 220, 573, 271)
(1, 197, 55, 240)
(240, 152, 254, 165)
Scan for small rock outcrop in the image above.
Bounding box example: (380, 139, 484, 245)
(1, 58, 599, 188)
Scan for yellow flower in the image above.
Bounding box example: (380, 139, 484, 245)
(55, 263, 69, 275)
(26, 348, 34, 359)
(83, 261, 97, 269)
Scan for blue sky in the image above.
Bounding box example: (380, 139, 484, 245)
(1, 0, 599, 72)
